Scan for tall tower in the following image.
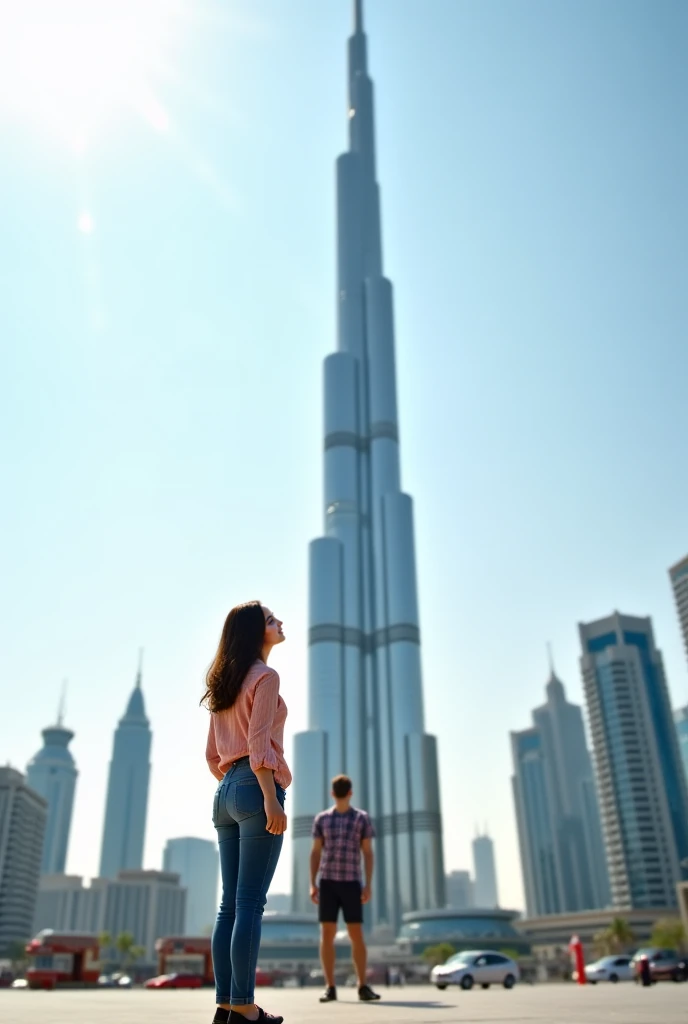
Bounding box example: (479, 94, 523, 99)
(472, 831, 499, 909)
(25, 685, 78, 875)
(292, 1, 444, 928)
(99, 653, 152, 879)
(163, 837, 219, 936)
(580, 612, 688, 908)
(511, 668, 609, 918)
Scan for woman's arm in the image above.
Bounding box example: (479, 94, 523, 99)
(205, 718, 224, 781)
(253, 766, 287, 835)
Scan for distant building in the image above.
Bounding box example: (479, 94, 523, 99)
(580, 612, 688, 908)
(675, 706, 688, 787)
(99, 656, 152, 879)
(0, 767, 47, 955)
(511, 669, 609, 918)
(25, 695, 78, 875)
(32, 870, 185, 963)
(163, 838, 218, 936)
(472, 833, 499, 908)
(445, 871, 474, 910)
(669, 555, 688, 668)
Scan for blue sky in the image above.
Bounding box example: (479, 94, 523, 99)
(2, 0, 687, 911)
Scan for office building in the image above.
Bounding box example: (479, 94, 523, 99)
(445, 870, 474, 910)
(472, 832, 499, 908)
(511, 670, 609, 917)
(580, 612, 688, 908)
(99, 655, 152, 878)
(669, 554, 688, 668)
(163, 837, 218, 936)
(0, 768, 47, 954)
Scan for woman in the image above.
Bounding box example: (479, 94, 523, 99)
(203, 601, 290, 1024)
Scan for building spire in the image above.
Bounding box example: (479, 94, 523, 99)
(354, 0, 364, 33)
(57, 678, 67, 726)
(547, 642, 555, 677)
(136, 647, 144, 689)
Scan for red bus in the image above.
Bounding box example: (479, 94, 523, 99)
(155, 937, 278, 987)
(25, 930, 100, 990)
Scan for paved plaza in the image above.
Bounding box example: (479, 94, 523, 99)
(1, 984, 686, 1024)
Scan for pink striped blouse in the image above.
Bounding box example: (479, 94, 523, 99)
(206, 661, 292, 789)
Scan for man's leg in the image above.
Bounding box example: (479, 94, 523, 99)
(346, 924, 367, 988)
(320, 922, 338, 989)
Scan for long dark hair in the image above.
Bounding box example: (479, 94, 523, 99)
(201, 601, 265, 713)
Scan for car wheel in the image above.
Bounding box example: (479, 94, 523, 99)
(481, 983, 490, 989)
(589, 980, 597, 985)
(436, 984, 447, 991)
(609, 974, 618, 983)
(461, 975, 474, 991)
(503, 974, 516, 990)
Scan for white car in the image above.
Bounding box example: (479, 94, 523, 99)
(583, 955, 634, 984)
(431, 950, 520, 990)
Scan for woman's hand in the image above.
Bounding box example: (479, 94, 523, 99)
(265, 797, 288, 835)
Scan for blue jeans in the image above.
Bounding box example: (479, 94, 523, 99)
(211, 757, 285, 1005)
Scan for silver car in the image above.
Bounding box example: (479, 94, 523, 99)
(583, 955, 634, 984)
(431, 950, 520, 990)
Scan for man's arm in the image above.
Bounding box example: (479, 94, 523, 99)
(361, 837, 374, 903)
(310, 838, 323, 903)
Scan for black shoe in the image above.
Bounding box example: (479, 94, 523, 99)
(359, 985, 381, 1002)
(228, 1009, 284, 1024)
(319, 986, 337, 1003)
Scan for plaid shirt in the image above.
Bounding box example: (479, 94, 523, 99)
(312, 806, 375, 883)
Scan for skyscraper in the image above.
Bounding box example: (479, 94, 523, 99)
(472, 832, 499, 909)
(580, 612, 688, 908)
(99, 655, 152, 879)
(25, 690, 78, 875)
(445, 870, 474, 911)
(163, 837, 218, 936)
(669, 554, 688, 668)
(511, 670, 609, 918)
(292, 1, 444, 928)
(0, 767, 47, 955)
(675, 706, 688, 786)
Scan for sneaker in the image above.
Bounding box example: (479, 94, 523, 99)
(319, 986, 337, 1003)
(358, 985, 381, 1001)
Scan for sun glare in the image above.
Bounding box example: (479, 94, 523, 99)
(0, 0, 184, 147)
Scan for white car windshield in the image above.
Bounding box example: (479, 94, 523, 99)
(446, 953, 476, 966)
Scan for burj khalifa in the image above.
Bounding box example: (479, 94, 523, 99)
(292, 1, 445, 929)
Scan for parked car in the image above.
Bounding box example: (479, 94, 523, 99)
(631, 949, 688, 983)
(583, 956, 634, 983)
(10, 979, 28, 989)
(145, 973, 203, 989)
(431, 950, 520, 990)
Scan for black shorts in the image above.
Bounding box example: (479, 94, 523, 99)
(318, 879, 363, 925)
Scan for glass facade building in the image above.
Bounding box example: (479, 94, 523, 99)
(580, 612, 688, 909)
(669, 554, 688, 669)
(291, 1, 444, 928)
(99, 662, 152, 879)
(511, 673, 609, 918)
(26, 711, 78, 876)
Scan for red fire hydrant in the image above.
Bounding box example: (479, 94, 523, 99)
(569, 935, 586, 985)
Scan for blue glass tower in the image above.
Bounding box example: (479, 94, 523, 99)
(511, 670, 609, 918)
(675, 706, 688, 787)
(580, 612, 688, 908)
(291, 1, 444, 928)
(99, 655, 152, 879)
(25, 690, 78, 875)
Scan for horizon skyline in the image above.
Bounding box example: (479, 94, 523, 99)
(3, 0, 688, 914)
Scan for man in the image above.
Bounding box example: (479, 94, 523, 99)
(310, 775, 381, 1003)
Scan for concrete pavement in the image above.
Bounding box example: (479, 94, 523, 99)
(1, 983, 686, 1024)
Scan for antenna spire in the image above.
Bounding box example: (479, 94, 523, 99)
(354, 0, 364, 33)
(57, 679, 67, 726)
(136, 647, 144, 688)
(547, 641, 555, 676)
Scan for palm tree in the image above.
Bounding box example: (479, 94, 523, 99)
(115, 932, 137, 971)
(651, 917, 686, 953)
(594, 917, 635, 956)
